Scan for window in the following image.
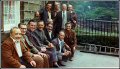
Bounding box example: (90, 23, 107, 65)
(2, 1, 20, 31)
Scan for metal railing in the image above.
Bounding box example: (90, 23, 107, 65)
(76, 18, 119, 56)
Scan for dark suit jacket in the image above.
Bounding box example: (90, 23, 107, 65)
(40, 8, 53, 24)
(33, 28, 50, 45)
(26, 29, 45, 51)
(51, 38, 65, 53)
(53, 11, 71, 36)
(44, 29, 55, 42)
(69, 11, 78, 28)
(21, 35, 39, 54)
(1, 37, 33, 68)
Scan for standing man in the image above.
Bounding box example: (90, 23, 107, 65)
(54, 4, 71, 37)
(68, 4, 77, 29)
(52, 2, 60, 20)
(40, 3, 53, 24)
(2, 27, 36, 68)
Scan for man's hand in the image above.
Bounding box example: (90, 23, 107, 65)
(38, 52, 46, 57)
(41, 47, 46, 52)
(20, 65, 26, 68)
(48, 43, 54, 48)
(63, 52, 68, 56)
(30, 61, 36, 67)
(73, 20, 76, 24)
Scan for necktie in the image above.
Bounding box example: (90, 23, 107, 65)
(62, 11, 67, 29)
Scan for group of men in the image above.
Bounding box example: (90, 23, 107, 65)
(1, 2, 77, 68)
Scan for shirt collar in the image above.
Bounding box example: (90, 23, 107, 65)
(10, 36, 17, 43)
(62, 11, 66, 13)
(58, 38, 64, 44)
(10, 36, 20, 43)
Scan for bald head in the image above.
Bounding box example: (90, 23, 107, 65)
(58, 31, 65, 40)
(10, 27, 21, 41)
(62, 4, 67, 11)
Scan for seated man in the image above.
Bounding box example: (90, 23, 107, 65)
(18, 23, 49, 68)
(26, 20, 59, 68)
(44, 22, 55, 42)
(33, 21, 60, 67)
(1, 27, 36, 68)
(52, 31, 71, 66)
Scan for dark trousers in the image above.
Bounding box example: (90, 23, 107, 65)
(20, 57, 33, 68)
(42, 47, 58, 67)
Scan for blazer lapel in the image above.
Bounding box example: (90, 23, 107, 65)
(9, 37, 20, 57)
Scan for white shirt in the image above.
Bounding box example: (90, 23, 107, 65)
(48, 11, 51, 20)
(11, 37, 23, 57)
(48, 31, 52, 39)
(58, 38, 64, 53)
(62, 11, 67, 29)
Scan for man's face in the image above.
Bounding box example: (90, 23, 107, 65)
(68, 5, 73, 11)
(66, 24, 72, 30)
(47, 24, 53, 31)
(28, 22, 37, 32)
(62, 4, 67, 11)
(46, 4, 52, 10)
(37, 22, 44, 30)
(55, 3, 59, 10)
(11, 28, 21, 41)
(20, 25, 27, 35)
(59, 32, 65, 40)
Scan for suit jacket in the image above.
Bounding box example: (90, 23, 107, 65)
(1, 37, 33, 68)
(51, 38, 65, 53)
(44, 29, 55, 42)
(69, 11, 78, 28)
(51, 10, 59, 20)
(40, 8, 53, 24)
(53, 11, 71, 36)
(64, 29, 77, 46)
(26, 29, 45, 51)
(33, 28, 50, 45)
(21, 35, 39, 54)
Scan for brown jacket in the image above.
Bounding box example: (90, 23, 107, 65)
(64, 29, 77, 47)
(1, 37, 33, 68)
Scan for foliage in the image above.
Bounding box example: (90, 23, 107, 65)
(68, 1, 119, 20)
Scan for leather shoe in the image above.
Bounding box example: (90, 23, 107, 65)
(59, 63, 66, 66)
(53, 64, 60, 68)
(69, 59, 73, 61)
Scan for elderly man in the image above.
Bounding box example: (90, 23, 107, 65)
(2, 27, 36, 68)
(54, 4, 71, 37)
(68, 4, 77, 29)
(18, 23, 50, 68)
(52, 2, 60, 20)
(52, 31, 72, 66)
